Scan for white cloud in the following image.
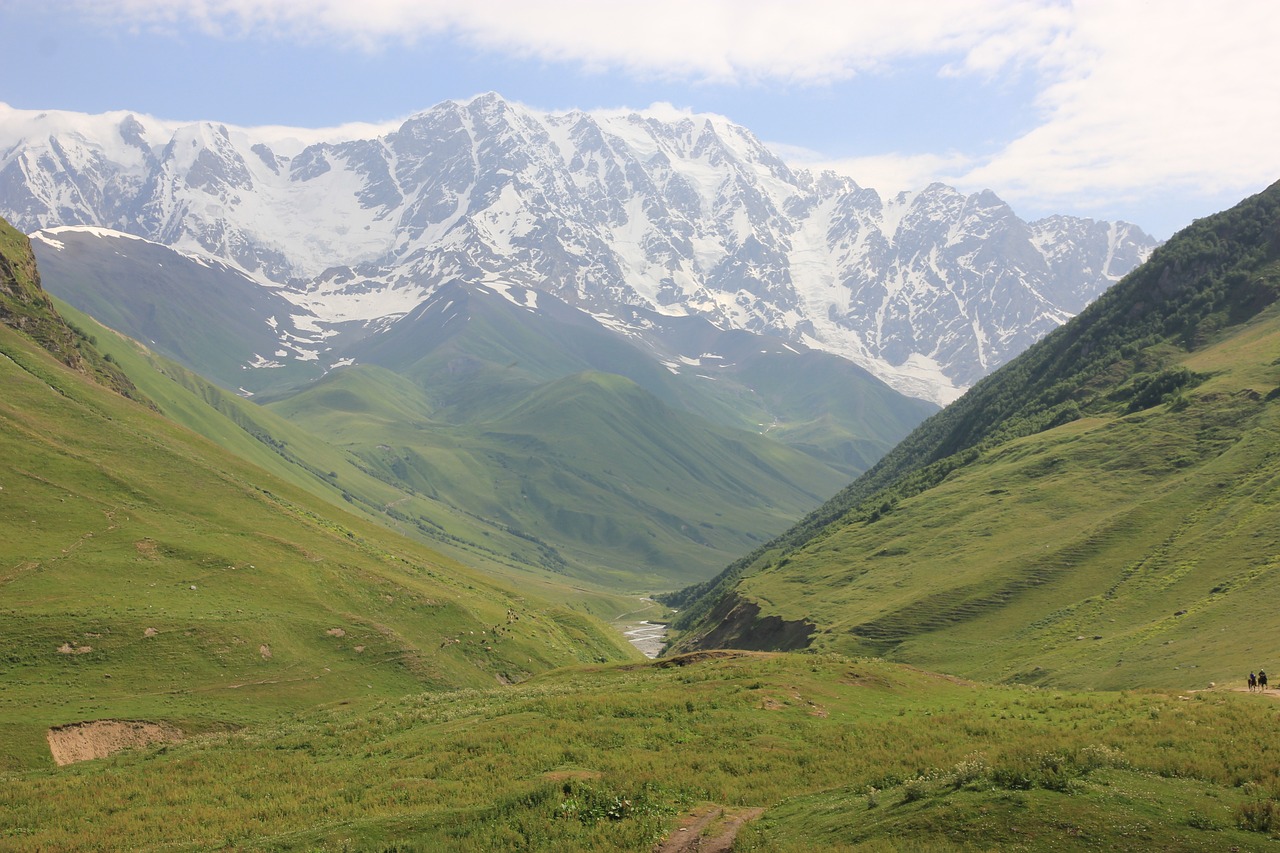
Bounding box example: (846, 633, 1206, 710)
(959, 0, 1280, 211)
(62, 0, 1280, 227)
(84, 0, 1068, 82)
(775, 145, 976, 197)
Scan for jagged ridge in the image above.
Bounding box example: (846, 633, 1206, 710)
(0, 95, 1157, 404)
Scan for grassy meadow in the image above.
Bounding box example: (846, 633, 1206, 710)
(4, 652, 1280, 850)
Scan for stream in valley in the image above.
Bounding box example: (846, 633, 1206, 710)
(621, 621, 668, 658)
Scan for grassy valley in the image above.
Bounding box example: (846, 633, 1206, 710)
(36, 240, 930, 594)
(10, 180, 1280, 852)
(0, 221, 636, 773)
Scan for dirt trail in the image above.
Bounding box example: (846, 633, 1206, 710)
(1233, 687, 1280, 700)
(46, 720, 183, 766)
(654, 804, 765, 853)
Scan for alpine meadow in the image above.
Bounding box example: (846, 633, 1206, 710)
(4, 77, 1280, 852)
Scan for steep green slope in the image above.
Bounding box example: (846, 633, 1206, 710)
(0, 222, 143, 403)
(0, 234, 636, 770)
(269, 365, 850, 589)
(669, 180, 1280, 688)
(51, 302, 647, 617)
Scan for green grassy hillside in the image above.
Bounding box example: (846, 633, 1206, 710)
(268, 365, 849, 589)
(0, 221, 143, 403)
(37, 238, 929, 595)
(668, 181, 1280, 689)
(4, 652, 1280, 851)
(52, 301, 650, 619)
(0, 273, 636, 772)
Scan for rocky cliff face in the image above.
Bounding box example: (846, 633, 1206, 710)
(0, 95, 1157, 403)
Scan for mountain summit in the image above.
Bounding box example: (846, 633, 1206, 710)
(0, 95, 1155, 404)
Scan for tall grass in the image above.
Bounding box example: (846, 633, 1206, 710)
(4, 654, 1280, 850)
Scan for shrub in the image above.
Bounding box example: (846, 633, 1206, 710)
(900, 775, 932, 803)
(947, 755, 991, 789)
(1236, 798, 1280, 833)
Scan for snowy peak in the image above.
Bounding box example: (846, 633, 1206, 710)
(0, 94, 1159, 404)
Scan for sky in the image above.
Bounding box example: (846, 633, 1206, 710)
(2, 0, 1278, 239)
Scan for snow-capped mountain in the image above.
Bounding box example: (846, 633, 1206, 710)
(0, 94, 1157, 404)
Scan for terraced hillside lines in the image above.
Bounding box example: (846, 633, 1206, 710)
(846, 510, 1140, 651)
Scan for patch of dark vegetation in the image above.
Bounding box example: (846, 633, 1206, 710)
(1237, 796, 1280, 833)
(1111, 367, 1208, 413)
(676, 593, 814, 653)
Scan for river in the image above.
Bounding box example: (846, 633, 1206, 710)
(621, 621, 668, 658)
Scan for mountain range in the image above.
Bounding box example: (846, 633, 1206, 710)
(668, 179, 1280, 690)
(0, 94, 1156, 405)
(5, 187, 1280, 851)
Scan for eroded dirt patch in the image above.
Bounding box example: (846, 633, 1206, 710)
(47, 720, 184, 766)
(541, 769, 603, 783)
(655, 804, 765, 853)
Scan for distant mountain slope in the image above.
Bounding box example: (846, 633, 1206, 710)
(48, 300, 653, 614)
(29, 226, 324, 395)
(332, 276, 932, 472)
(33, 230, 930, 591)
(1, 95, 1157, 403)
(0, 219, 635, 769)
(267, 364, 852, 589)
(667, 180, 1280, 689)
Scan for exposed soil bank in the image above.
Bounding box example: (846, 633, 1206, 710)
(47, 720, 183, 766)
